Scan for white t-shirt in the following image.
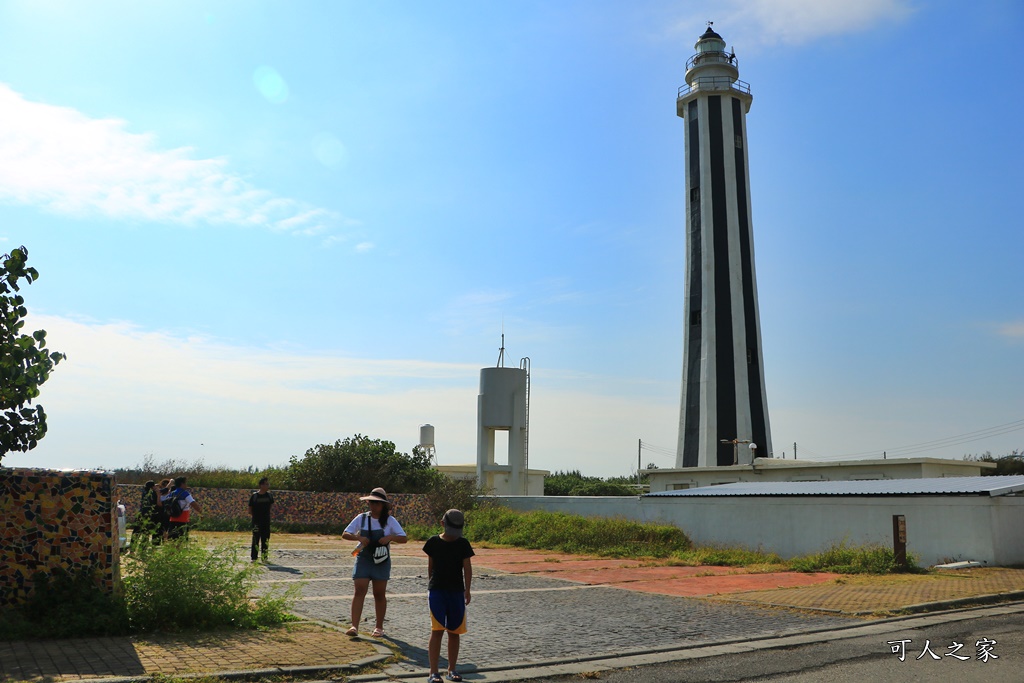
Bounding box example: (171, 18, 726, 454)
(344, 512, 406, 538)
(163, 490, 196, 512)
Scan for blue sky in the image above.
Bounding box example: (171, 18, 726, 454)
(2, 0, 1021, 477)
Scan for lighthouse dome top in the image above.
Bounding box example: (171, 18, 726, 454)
(695, 25, 726, 53)
(699, 26, 723, 41)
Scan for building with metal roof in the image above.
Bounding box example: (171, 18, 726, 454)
(646, 456, 995, 493)
(496, 474, 1024, 567)
(645, 475, 1024, 498)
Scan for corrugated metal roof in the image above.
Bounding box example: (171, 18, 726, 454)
(644, 475, 1024, 498)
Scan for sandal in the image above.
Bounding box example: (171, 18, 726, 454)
(371, 627, 385, 638)
(345, 626, 358, 637)
(446, 672, 463, 682)
(428, 675, 443, 683)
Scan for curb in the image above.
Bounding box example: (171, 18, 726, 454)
(50, 640, 394, 683)
(719, 589, 1024, 617)
(368, 601, 1024, 682)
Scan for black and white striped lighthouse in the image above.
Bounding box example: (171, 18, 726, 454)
(675, 25, 772, 468)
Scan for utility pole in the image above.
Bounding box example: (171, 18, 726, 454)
(637, 439, 642, 487)
(793, 442, 797, 460)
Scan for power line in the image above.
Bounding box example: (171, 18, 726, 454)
(803, 418, 1024, 461)
(639, 440, 676, 458)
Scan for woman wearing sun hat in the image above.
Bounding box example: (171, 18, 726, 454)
(341, 487, 408, 637)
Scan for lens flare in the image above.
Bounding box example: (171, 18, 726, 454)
(252, 66, 289, 104)
(312, 133, 347, 167)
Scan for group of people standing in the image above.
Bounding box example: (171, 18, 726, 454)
(132, 476, 203, 545)
(132, 479, 473, 681)
(132, 475, 272, 561)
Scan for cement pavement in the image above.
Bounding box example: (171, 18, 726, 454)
(2, 534, 1023, 682)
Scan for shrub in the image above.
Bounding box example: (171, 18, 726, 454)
(544, 470, 635, 496)
(122, 538, 298, 632)
(284, 436, 444, 493)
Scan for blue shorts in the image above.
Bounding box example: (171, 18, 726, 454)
(352, 555, 391, 581)
(428, 589, 467, 634)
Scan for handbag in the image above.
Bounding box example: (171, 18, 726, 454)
(362, 511, 391, 564)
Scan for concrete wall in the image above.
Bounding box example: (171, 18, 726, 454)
(1, 468, 119, 609)
(114, 485, 439, 528)
(437, 464, 547, 496)
(493, 494, 1024, 567)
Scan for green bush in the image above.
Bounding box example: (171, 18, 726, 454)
(789, 542, 922, 574)
(284, 436, 444, 493)
(122, 539, 298, 632)
(465, 507, 691, 558)
(544, 470, 635, 496)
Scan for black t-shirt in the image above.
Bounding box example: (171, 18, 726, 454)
(423, 535, 474, 591)
(249, 491, 274, 524)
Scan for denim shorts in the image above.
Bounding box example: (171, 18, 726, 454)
(352, 554, 391, 581)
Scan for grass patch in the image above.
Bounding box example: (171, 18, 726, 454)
(669, 545, 787, 569)
(463, 507, 692, 558)
(789, 542, 923, 574)
(401, 521, 439, 541)
(445, 507, 916, 575)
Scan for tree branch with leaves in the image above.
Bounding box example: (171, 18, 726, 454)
(0, 246, 65, 461)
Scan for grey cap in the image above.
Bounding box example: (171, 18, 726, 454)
(442, 509, 464, 537)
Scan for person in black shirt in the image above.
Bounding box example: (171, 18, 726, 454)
(248, 477, 274, 562)
(129, 480, 159, 550)
(154, 477, 173, 544)
(422, 509, 474, 683)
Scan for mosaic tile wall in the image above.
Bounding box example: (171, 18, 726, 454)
(115, 485, 439, 528)
(0, 467, 119, 610)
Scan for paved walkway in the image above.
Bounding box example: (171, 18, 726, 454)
(2, 534, 1023, 682)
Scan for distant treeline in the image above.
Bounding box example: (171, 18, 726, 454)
(965, 450, 1024, 476)
(113, 434, 441, 493)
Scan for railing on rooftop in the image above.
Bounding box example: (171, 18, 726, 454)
(677, 77, 752, 99)
(686, 51, 739, 71)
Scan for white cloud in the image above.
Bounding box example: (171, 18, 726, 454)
(997, 321, 1024, 340)
(0, 84, 338, 234)
(354, 241, 374, 253)
(675, 0, 915, 47)
(11, 314, 677, 475)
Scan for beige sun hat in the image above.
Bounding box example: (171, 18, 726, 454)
(359, 487, 389, 503)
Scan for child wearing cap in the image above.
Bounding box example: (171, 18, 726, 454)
(422, 509, 474, 683)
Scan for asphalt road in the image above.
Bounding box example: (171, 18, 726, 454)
(532, 611, 1023, 683)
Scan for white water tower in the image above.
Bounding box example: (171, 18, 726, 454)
(419, 423, 436, 464)
(476, 338, 531, 495)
